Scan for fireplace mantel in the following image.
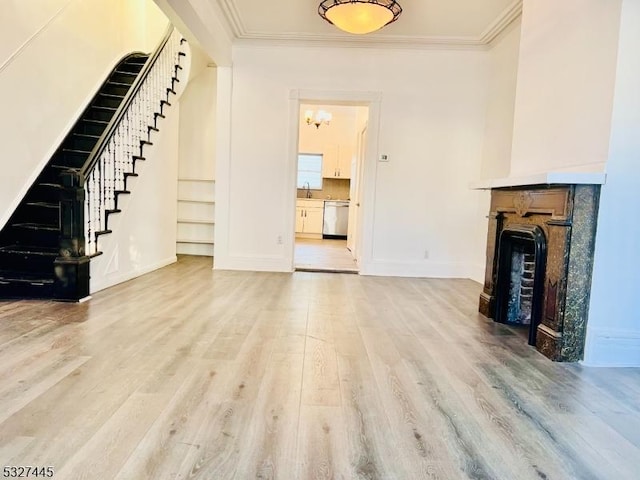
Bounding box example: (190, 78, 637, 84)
(478, 183, 601, 361)
(470, 172, 606, 190)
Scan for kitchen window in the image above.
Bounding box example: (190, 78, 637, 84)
(297, 153, 323, 190)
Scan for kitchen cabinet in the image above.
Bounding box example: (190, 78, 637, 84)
(296, 199, 324, 235)
(322, 145, 353, 179)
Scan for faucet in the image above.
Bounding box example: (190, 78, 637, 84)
(304, 181, 312, 198)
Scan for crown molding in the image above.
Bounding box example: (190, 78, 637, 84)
(216, 0, 523, 50)
(234, 33, 489, 51)
(478, 0, 523, 44)
(217, 0, 245, 37)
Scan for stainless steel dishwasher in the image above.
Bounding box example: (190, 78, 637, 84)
(323, 201, 349, 238)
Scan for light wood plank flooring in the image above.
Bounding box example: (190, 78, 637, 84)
(295, 238, 358, 273)
(0, 256, 639, 479)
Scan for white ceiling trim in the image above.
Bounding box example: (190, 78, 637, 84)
(218, 0, 246, 37)
(217, 0, 522, 49)
(478, 0, 523, 44)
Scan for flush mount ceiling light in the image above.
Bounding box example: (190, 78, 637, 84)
(305, 109, 332, 128)
(318, 0, 402, 35)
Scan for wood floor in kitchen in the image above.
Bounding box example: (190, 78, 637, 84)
(0, 255, 639, 479)
(295, 238, 358, 272)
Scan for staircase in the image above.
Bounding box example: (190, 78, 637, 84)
(0, 27, 186, 300)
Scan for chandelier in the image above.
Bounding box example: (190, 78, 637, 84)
(304, 110, 332, 129)
(318, 0, 402, 35)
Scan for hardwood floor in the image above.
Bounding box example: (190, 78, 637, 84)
(295, 238, 358, 273)
(0, 255, 639, 479)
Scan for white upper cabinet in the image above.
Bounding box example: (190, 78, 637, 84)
(322, 144, 353, 179)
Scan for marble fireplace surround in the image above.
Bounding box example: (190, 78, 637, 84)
(473, 173, 604, 361)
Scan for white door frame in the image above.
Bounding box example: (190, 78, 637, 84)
(286, 89, 381, 272)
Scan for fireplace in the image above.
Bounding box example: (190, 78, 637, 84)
(495, 225, 547, 346)
(479, 184, 600, 361)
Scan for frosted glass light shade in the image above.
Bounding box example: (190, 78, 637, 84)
(319, 0, 402, 35)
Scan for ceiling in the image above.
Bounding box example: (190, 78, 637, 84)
(215, 0, 522, 47)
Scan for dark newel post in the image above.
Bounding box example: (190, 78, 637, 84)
(54, 171, 90, 301)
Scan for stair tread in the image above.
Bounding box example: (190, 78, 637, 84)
(176, 238, 215, 245)
(0, 271, 55, 284)
(113, 70, 137, 76)
(177, 218, 215, 225)
(37, 183, 64, 189)
(98, 93, 125, 99)
(50, 165, 80, 171)
(25, 202, 59, 208)
(106, 81, 132, 87)
(81, 119, 109, 125)
(12, 223, 59, 231)
(0, 245, 58, 256)
(72, 133, 101, 139)
(61, 148, 91, 154)
(91, 105, 117, 111)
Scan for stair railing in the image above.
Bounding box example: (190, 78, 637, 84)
(57, 25, 184, 262)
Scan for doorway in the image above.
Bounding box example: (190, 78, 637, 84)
(293, 103, 369, 273)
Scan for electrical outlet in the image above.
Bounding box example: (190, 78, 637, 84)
(277, 235, 283, 245)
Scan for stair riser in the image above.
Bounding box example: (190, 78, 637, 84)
(103, 84, 131, 97)
(110, 72, 137, 84)
(11, 206, 60, 226)
(95, 95, 124, 109)
(58, 151, 90, 168)
(0, 252, 56, 274)
(64, 136, 100, 152)
(119, 63, 145, 74)
(0, 282, 55, 299)
(37, 168, 70, 185)
(87, 108, 114, 122)
(76, 121, 108, 137)
(9, 228, 60, 248)
(85, 108, 116, 122)
(29, 185, 64, 204)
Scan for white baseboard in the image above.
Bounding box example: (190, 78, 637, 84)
(359, 259, 468, 278)
(90, 255, 177, 294)
(213, 254, 292, 273)
(177, 242, 214, 256)
(582, 328, 640, 367)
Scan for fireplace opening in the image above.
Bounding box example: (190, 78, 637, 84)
(495, 225, 547, 346)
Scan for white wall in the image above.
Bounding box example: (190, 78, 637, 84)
(0, 0, 169, 230)
(470, 18, 522, 284)
(509, 0, 622, 176)
(215, 44, 490, 277)
(481, 19, 521, 180)
(178, 50, 217, 180)
(90, 107, 180, 293)
(584, 0, 640, 367)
